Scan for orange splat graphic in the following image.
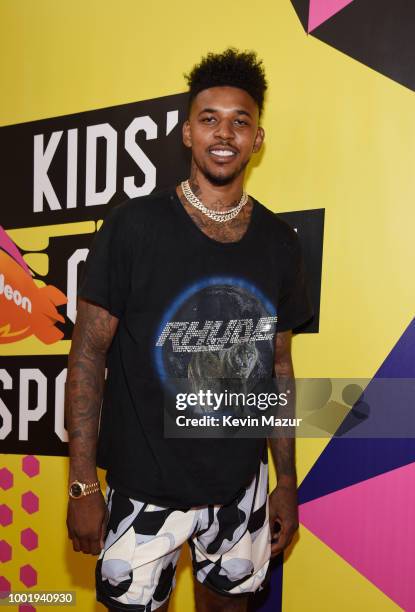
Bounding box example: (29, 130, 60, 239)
(0, 250, 67, 344)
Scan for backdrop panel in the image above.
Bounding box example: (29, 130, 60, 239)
(1, 1, 414, 610)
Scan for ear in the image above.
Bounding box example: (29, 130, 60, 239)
(253, 126, 265, 153)
(182, 120, 192, 148)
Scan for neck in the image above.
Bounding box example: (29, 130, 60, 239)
(187, 162, 245, 211)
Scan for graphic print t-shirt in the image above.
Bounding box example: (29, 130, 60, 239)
(78, 188, 314, 507)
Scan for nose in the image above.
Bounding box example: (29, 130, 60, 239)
(214, 118, 234, 141)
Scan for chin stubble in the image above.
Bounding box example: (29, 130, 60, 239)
(201, 158, 250, 187)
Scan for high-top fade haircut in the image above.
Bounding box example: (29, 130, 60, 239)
(185, 47, 268, 118)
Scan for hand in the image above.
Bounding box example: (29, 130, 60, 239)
(66, 491, 109, 555)
(268, 484, 299, 558)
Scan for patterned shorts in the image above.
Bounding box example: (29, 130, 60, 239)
(96, 453, 270, 611)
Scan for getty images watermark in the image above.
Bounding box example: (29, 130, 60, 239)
(174, 389, 301, 429)
(163, 378, 415, 438)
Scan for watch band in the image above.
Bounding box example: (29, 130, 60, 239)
(69, 480, 100, 499)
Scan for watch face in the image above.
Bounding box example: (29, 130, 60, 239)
(70, 483, 83, 498)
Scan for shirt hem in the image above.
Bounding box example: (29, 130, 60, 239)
(106, 470, 258, 509)
(276, 309, 314, 332)
(78, 291, 123, 319)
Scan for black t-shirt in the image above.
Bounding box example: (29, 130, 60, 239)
(77, 187, 313, 507)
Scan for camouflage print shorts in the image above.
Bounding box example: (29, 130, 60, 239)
(96, 453, 270, 611)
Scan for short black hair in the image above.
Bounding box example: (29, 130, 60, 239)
(185, 48, 268, 117)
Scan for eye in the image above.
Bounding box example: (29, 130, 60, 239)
(201, 116, 216, 124)
(235, 119, 248, 126)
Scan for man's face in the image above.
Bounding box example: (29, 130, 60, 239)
(183, 86, 265, 187)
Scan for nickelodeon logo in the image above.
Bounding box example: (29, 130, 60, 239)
(0, 225, 67, 344)
(0, 272, 32, 312)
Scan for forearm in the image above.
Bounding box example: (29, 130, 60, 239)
(269, 331, 297, 488)
(268, 438, 297, 487)
(65, 345, 106, 482)
(64, 301, 116, 483)
(268, 376, 297, 487)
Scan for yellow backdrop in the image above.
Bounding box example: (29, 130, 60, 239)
(1, 1, 413, 610)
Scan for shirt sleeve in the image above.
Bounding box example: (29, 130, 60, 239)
(276, 230, 314, 332)
(77, 203, 133, 318)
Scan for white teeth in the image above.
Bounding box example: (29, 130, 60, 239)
(211, 150, 235, 157)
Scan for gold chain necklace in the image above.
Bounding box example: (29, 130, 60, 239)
(181, 180, 248, 223)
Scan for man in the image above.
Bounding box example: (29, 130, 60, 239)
(65, 48, 313, 611)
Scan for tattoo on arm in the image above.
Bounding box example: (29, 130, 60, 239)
(268, 331, 297, 486)
(65, 299, 118, 482)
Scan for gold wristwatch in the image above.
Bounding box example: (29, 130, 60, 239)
(69, 480, 100, 499)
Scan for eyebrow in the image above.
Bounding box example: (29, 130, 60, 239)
(198, 107, 252, 118)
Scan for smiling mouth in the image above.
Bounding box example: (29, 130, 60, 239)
(209, 149, 237, 159)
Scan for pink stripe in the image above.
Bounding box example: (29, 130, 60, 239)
(299, 462, 415, 609)
(308, 0, 354, 33)
(0, 226, 31, 275)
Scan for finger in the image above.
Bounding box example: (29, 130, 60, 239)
(270, 528, 284, 557)
(271, 525, 297, 557)
(66, 519, 75, 540)
(271, 531, 289, 556)
(90, 538, 102, 556)
(72, 537, 81, 553)
(100, 512, 109, 549)
(270, 542, 284, 558)
(79, 537, 91, 554)
(280, 524, 298, 549)
(270, 543, 282, 557)
(272, 529, 290, 553)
